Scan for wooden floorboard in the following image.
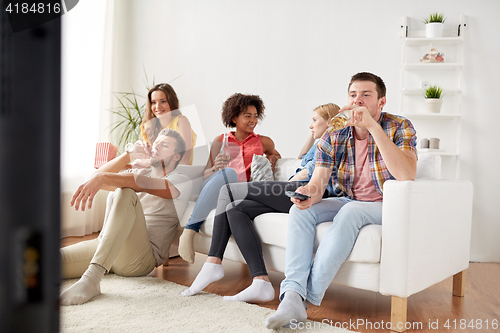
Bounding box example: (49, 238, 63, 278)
(62, 234, 500, 332)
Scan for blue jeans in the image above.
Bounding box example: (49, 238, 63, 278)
(185, 168, 238, 232)
(280, 197, 383, 306)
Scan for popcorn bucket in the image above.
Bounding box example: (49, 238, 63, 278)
(94, 143, 118, 169)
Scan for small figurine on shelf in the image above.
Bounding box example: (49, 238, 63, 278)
(420, 137, 441, 150)
(429, 138, 440, 149)
(421, 138, 430, 149)
(420, 48, 445, 63)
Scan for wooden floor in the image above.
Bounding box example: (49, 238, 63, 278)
(62, 234, 500, 332)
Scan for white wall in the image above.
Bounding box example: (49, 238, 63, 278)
(62, 0, 500, 261)
(61, 0, 110, 236)
(61, 0, 108, 185)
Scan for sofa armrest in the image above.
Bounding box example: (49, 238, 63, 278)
(379, 179, 473, 298)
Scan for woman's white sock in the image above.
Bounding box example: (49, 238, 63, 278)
(181, 262, 224, 296)
(60, 263, 106, 305)
(223, 279, 275, 303)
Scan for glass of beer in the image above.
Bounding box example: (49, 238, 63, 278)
(329, 110, 351, 131)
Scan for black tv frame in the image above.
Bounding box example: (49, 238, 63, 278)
(1, 7, 61, 333)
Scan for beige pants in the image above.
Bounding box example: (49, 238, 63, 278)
(61, 188, 156, 279)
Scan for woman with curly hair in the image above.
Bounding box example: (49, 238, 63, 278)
(140, 83, 197, 165)
(180, 103, 344, 304)
(178, 93, 281, 264)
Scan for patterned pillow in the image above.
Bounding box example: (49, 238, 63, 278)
(250, 154, 274, 181)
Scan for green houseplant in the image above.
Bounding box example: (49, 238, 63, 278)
(424, 85, 443, 99)
(109, 90, 147, 152)
(109, 73, 155, 152)
(424, 85, 443, 113)
(423, 12, 446, 38)
(423, 12, 446, 24)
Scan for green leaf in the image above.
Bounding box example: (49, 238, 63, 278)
(423, 12, 446, 24)
(424, 85, 443, 99)
(108, 88, 146, 151)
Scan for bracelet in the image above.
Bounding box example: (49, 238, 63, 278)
(125, 143, 134, 154)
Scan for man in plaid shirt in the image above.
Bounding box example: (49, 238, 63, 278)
(266, 72, 418, 329)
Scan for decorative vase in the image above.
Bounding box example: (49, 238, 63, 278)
(425, 23, 444, 38)
(425, 98, 443, 113)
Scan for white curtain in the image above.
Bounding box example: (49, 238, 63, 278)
(60, 0, 118, 237)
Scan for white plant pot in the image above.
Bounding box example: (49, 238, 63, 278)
(425, 98, 443, 113)
(425, 23, 444, 38)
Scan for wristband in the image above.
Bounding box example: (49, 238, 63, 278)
(125, 143, 134, 154)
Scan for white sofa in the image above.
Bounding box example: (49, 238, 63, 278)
(171, 154, 473, 332)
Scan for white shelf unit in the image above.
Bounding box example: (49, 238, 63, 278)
(399, 14, 467, 179)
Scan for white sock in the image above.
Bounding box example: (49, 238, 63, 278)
(178, 229, 197, 264)
(223, 279, 274, 303)
(60, 263, 106, 306)
(265, 291, 307, 329)
(181, 262, 224, 296)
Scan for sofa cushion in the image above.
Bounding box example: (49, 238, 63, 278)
(177, 203, 215, 235)
(273, 158, 302, 182)
(178, 201, 195, 228)
(415, 153, 441, 180)
(199, 209, 216, 236)
(253, 212, 382, 264)
(250, 154, 274, 181)
(181, 208, 381, 264)
(316, 223, 382, 263)
(254, 213, 290, 247)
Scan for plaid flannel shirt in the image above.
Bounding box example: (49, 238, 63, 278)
(315, 112, 417, 198)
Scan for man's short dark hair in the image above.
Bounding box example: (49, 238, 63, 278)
(221, 93, 265, 128)
(157, 128, 186, 168)
(348, 72, 386, 99)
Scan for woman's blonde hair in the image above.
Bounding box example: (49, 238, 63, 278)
(313, 103, 340, 120)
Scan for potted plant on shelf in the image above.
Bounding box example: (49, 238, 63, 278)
(423, 12, 446, 38)
(424, 85, 443, 113)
